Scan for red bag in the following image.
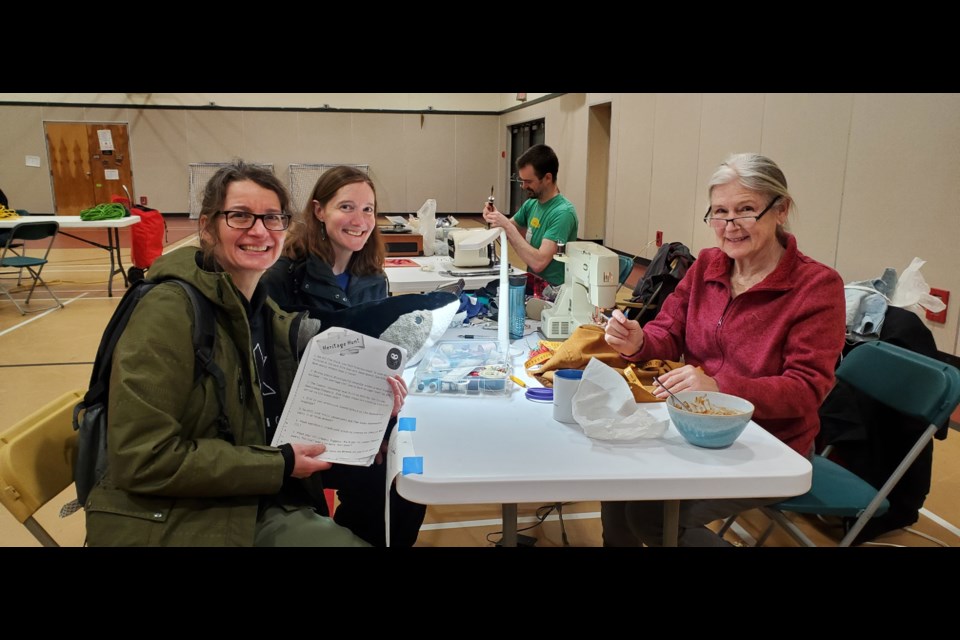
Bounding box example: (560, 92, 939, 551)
(129, 205, 165, 269)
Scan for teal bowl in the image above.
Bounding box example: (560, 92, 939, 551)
(666, 391, 754, 449)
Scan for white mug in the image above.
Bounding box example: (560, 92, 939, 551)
(553, 369, 584, 423)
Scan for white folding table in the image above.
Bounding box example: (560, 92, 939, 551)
(0, 215, 141, 297)
(392, 328, 812, 546)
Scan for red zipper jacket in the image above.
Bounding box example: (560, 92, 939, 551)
(627, 234, 846, 455)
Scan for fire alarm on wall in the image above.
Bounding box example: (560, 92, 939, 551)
(926, 288, 949, 323)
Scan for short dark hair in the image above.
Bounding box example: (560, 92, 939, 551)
(517, 144, 559, 182)
(198, 160, 290, 262)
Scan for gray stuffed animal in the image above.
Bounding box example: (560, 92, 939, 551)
(298, 291, 461, 367)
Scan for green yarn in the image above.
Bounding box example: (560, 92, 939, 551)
(79, 203, 129, 221)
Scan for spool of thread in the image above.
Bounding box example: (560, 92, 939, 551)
(479, 368, 506, 391)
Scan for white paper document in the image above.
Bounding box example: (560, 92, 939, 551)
(271, 327, 406, 466)
(97, 129, 115, 151)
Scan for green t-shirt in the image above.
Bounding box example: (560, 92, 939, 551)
(512, 194, 578, 285)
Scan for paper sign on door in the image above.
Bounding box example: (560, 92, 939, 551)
(97, 129, 115, 152)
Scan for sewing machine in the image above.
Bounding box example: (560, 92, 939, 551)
(540, 241, 620, 339)
(378, 215, 413, 234)
(446, 228, 499, 268)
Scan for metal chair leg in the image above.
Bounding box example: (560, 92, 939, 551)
(717, 514, 737, 536)
(754, 522, 776, 547)
(763, 507, 817, 547)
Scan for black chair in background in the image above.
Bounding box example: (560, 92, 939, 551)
(0, 221, 64, 315)
(0, 210, 31, 284)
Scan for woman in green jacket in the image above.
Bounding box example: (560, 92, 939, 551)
(84, 161, 406, 546)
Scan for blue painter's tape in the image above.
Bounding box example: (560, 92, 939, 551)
(402, 456, 424, 475)
(398, 417, 416, 431)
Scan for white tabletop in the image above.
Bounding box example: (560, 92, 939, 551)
(394, 330, 812, 507)
(386, 255, 524, 294)
(0, 215, 141, 229)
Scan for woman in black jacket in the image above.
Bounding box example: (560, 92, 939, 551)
(262, 166, 424, 547)
(263, 166, 387, 312)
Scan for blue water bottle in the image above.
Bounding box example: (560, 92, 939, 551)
(508, 274, 526, 340)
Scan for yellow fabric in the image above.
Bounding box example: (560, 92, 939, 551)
(0, 390, 82, 523)
(525, 324, 684, 402)
(0, 205, 20, 220)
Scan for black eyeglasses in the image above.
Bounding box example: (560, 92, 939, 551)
(703, 196, 781, 230)
(217, 210, 291, 231)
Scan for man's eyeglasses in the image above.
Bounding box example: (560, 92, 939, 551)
(512, 174, 538, 186)
(703, 196, 781, 230)
(217, 210, 291, 231)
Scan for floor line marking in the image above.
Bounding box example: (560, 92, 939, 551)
(920, 507, 960, 538)
(0, 293, 87, 337)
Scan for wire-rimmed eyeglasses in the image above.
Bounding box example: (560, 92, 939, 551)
(703, 196, 781, 230)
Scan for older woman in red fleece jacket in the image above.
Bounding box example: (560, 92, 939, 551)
(602, 153, 846, 547)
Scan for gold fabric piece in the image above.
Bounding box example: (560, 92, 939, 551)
(525, 325, 685, 402)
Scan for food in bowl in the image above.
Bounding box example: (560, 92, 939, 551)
(678, 394, 743, 416)
(666, 390, 754, 449)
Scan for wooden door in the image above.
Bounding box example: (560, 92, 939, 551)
(45, 122, 135, 215)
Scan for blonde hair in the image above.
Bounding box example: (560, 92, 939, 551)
(708, 153, 794, 241)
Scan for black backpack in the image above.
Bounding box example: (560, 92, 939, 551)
(624, 242, 695, 325)
(67, 279, 230, 512)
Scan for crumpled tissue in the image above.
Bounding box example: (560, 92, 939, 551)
(571, 358, 668, 441)
(890, 257, 946, 315)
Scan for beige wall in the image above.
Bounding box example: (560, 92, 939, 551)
(0, 105, 499, 217)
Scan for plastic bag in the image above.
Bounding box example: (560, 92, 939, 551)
(414, 199, 437, 256)
(890, 257, 946, 314)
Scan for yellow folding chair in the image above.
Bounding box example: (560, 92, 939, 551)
(0, 390, 83, 546)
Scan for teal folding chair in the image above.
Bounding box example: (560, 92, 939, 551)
(751, 341, 960, 547)
(0, 210, 30, 284)
(0, 220, 64, 315)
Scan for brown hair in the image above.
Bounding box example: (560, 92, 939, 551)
(283, 165, 384, 276)
(517, 144, 559, 182)
(197, 160, 290, 264)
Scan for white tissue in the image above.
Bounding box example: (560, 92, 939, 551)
(571, 358, 668, 441)
(890, 257, 946, 314)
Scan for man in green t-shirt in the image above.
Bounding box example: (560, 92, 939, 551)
(482, 144, 578, 286)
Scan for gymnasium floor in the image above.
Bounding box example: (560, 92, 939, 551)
(1, 216, 958, 548)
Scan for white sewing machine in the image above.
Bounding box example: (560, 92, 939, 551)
(446, 228, 499, 268)
(540, 241, 620, 339)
